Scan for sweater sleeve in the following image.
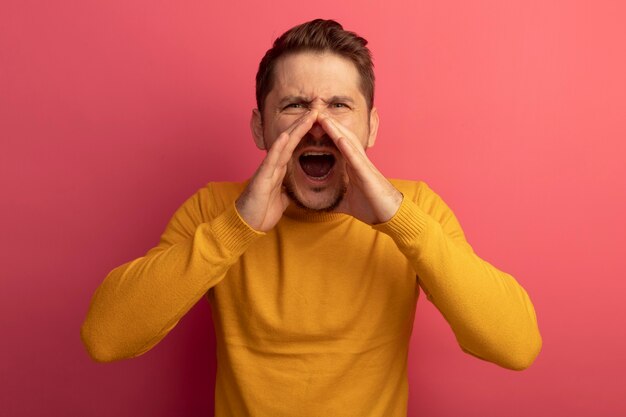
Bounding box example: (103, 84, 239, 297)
(80, 184, 264, 363)
(373, 181, 542, 370)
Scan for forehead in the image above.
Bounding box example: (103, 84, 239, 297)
(269, 51, 364, 103)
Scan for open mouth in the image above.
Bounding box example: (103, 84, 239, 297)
(298, 152, 336, 180)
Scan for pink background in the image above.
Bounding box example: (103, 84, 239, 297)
(2, 1, 625, 416)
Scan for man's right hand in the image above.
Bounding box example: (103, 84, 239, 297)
(235, 110, 318, 232)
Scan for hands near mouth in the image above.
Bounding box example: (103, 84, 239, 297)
(235, 110, 403, 232)
(317, 113, 403, 225)
(236, 110, 319, 233)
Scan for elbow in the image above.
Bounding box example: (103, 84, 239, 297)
(511, 333, 543, 371)
(461, 329, 543, 371)
(80, 318, 153, 363)
(80, 320, 124, 363)
(499, 330, 543, 371)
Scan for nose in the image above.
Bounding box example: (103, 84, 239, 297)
(308, 118, 326, 140)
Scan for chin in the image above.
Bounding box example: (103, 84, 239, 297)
(284, 170, 347, 212)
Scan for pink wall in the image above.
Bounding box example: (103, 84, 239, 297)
(2, 1, 625, 416)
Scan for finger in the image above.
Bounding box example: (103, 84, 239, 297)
(259, 110, 318, 182)
(264, 110, 311, 155)
(278, 109, 319, 165)
(317, 114, 374, 175)
(317, 113, 367, 157)
(335, 133, 373, 177)
(287, 108, 317, 136)
(286, 109, 318, 150)
(257, 133, 289, 181)
(258, 108, 314, 182)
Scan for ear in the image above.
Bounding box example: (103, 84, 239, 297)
(366, 107, 379, 148)
(250, 109, 266, 150)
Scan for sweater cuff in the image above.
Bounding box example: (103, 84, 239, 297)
(372, 197, 429, 247)
(208, 202, 265, 257)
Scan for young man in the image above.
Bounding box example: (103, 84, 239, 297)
(82, 19, 542, 417)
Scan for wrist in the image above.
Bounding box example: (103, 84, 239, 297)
(378, 190, 403, 223)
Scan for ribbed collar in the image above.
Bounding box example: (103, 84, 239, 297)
(283, 203, 349, 223)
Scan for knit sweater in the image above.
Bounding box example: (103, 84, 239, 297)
(81, 179, 542, 417)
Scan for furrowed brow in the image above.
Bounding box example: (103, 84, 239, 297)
(278, 95, 311, 107)
(322, 96, 355, 104)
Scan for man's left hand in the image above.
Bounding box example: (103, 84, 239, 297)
(317, 112, 403, 225)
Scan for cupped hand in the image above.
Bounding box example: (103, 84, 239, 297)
(317, 112, 403, 225)
(235, 110, 318, 232)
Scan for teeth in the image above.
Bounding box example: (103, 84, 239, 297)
(302, 151, 333, 156)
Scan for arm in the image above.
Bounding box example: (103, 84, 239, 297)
(317, 112, 541, 370)
(80, 187, 263, 363)
(374, 182, 542, 370)
(81, 111, 318, 363)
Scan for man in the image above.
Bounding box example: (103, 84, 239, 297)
(81, 19, 542, 417)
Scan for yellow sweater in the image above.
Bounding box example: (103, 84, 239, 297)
(81, 179, 542, 416)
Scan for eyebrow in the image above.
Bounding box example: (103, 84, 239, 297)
(277, 95, 356, 107)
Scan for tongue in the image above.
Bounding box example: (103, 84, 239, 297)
(299, 154, 335, 178)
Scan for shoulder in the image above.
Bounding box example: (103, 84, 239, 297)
(202, 181, 247, 203)
(390, 178, 471, 249)
(389, 178, 459, 225)
(389, 178, 435, 204)
(172, 181, 246, 225)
